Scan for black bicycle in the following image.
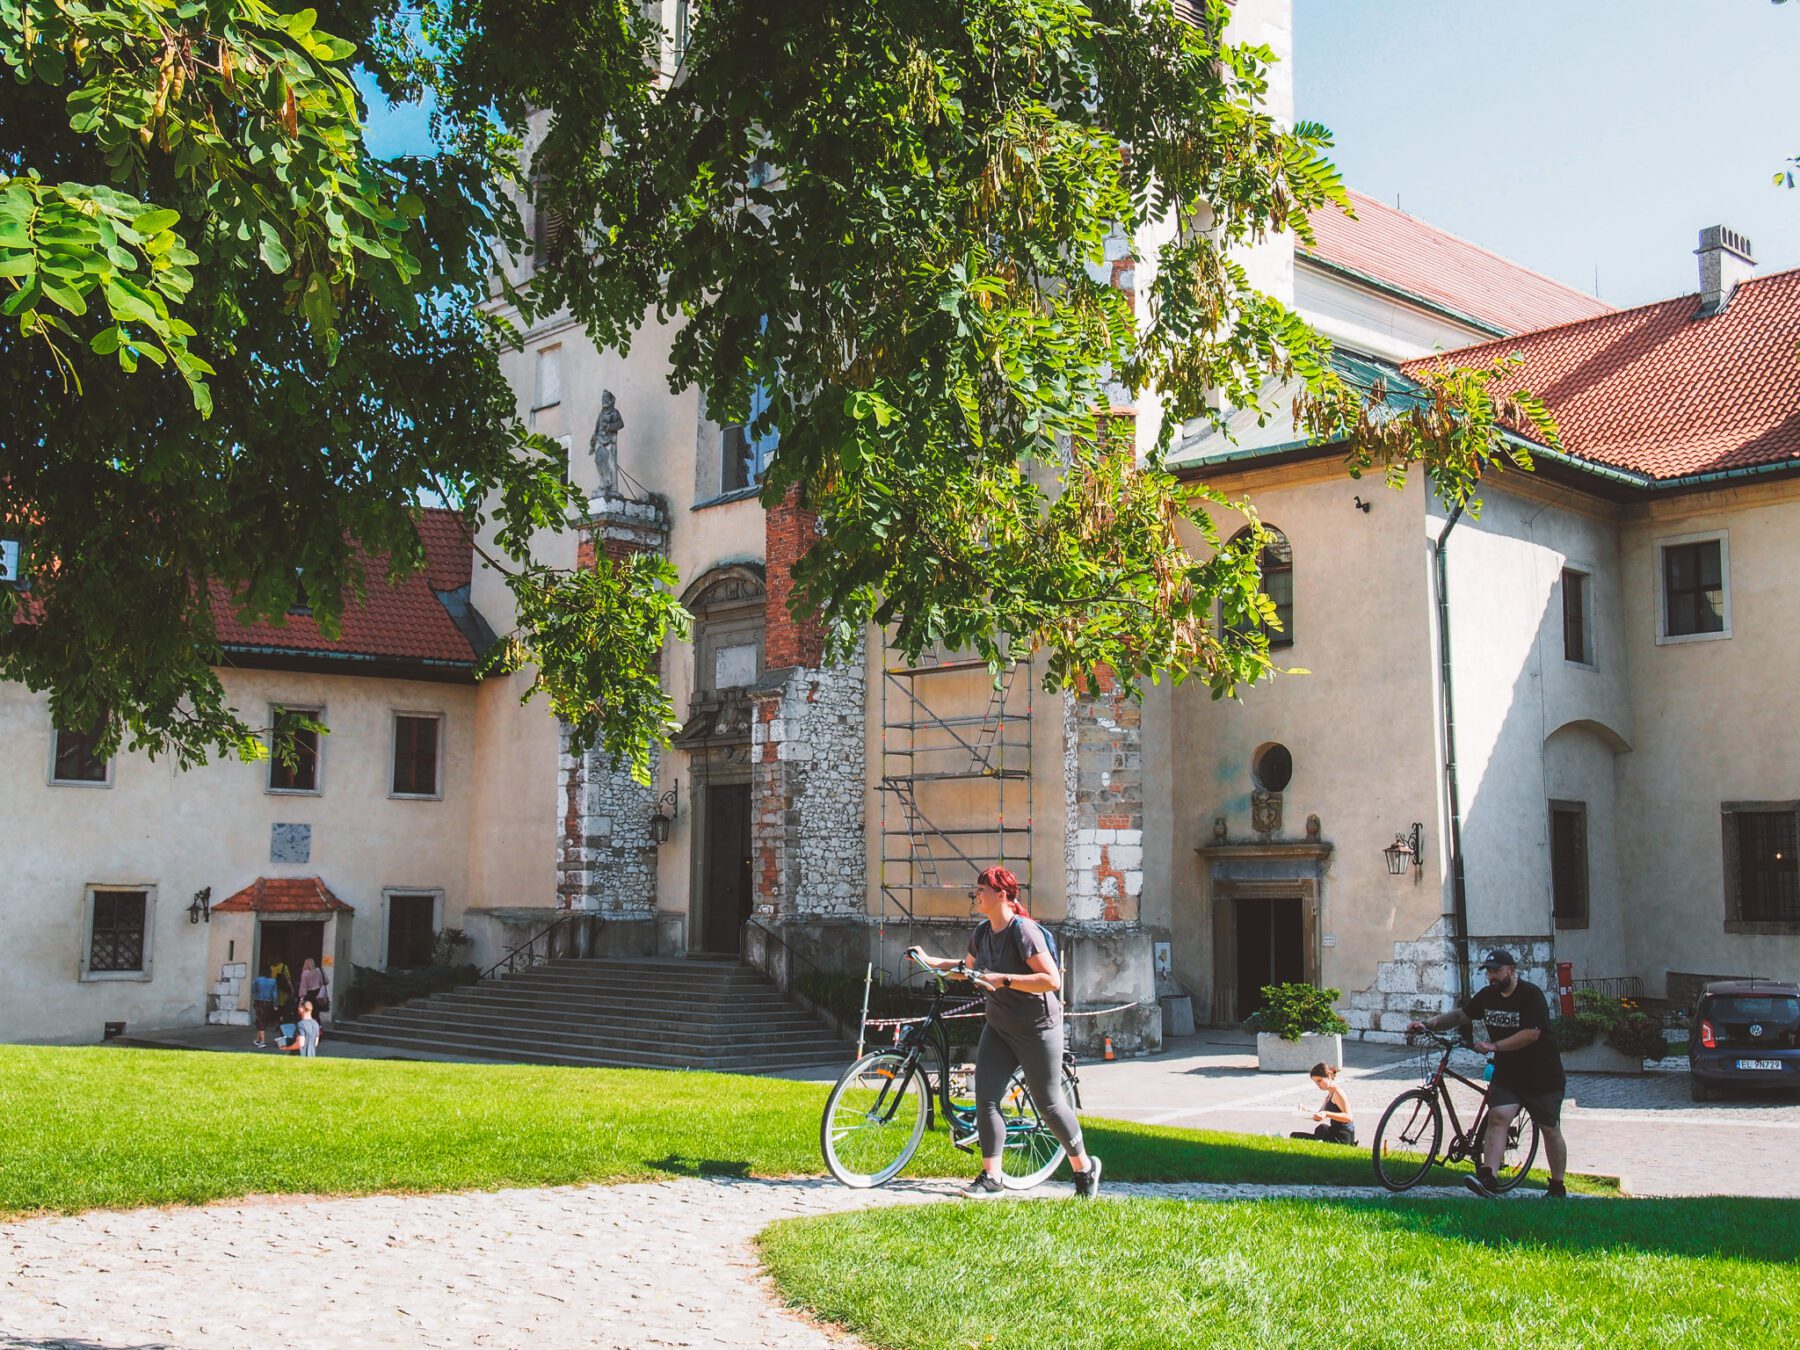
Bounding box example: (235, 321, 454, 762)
(1371, 1030, 1540, 1192)
(820, 953, 1081, 1189)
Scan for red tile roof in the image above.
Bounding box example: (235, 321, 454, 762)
(215, 876, 354, 914)
(1402, 269, 1800, 481)
(214, 508, 478, 667)
(1305, 189, 1614, 336)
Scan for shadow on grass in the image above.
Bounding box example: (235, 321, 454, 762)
(1079, 1119, 1385, 1187)
(644, 1155, 753, 1179)
(1304, 1194, 1800, 1264)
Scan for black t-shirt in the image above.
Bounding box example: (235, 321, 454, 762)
(1464, 979, 1565, 1093)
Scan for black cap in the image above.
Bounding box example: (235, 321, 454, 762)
(1479, 949, 1517, 970)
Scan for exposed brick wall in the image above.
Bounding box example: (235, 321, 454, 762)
(764, 484, 824, 671)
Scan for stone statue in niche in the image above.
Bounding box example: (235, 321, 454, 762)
(590, 389, 624, 495)
(1250, 789, 1282, 840)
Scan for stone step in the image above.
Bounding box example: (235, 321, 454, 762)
(350, 1004, 836, 1047)
(329, 1023, 848, 1073)
(333, 956, 850, 1072)
(424, 990, 810, 1021)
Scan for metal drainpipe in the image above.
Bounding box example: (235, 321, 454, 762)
(1433, 501, 1473, 1005)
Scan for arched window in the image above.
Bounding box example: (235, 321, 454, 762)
(1228, 525, 1293, 649)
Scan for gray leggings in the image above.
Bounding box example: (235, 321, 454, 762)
(974, 1021, 1085, 1160)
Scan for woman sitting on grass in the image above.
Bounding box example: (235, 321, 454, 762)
(1290, 1062, 1355, 1145)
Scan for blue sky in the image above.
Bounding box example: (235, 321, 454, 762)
(1296, 0, 1798, 309)
(361, 1, 1797, 311)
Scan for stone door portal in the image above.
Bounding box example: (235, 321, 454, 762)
(700, 782, 753, 954)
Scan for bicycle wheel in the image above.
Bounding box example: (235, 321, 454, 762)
(1487, 1109, 1541, 1193)
(1371, 1088, 1444, 1192)
(821, 1051, 929, 1188)
(998, 1067, 1073, 1191)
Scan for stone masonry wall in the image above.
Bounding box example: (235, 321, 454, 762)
(749, 643, 867, 920)
(1346, 917, 1555, 1043)
(557, 493, 670, 914)
(1062, 669, 1144, 923)
(206, 961, 250, 1026)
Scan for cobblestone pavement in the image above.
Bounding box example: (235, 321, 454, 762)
(1, 1175, 1505, 1350)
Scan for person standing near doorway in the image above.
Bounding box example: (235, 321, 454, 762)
(297, 958, 326, 1014)
(1409, 949, 1568, 1198)
(906, 866, 1102, 1198)
(250, 967, 279, 1049)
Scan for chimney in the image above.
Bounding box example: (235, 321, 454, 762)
(1695, 225, 1755, 317)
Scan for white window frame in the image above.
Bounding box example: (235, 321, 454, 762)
(1654, 529, 1731, 646)
(47, 716, 113, 788)
(380, 887, 445, 969)
(388, 710, 445, 801)
(79, 884, 157, 982)
(1559, 562, 1598, 669)
(532, 343, 563, 415)
(266, 703, 326, 796)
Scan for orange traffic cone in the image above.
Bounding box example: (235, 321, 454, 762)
(1103, 1035, 1116, 1061)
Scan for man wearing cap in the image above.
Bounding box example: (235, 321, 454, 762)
(1408, 949, 1567, 1198)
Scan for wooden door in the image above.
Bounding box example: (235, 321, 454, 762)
(701, 783, 753, 953)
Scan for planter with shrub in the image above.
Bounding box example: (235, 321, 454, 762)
(1547, 989, 1667, 1074)
(1243, 983, 1349, 1072)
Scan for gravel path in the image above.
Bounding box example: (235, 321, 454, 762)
(1, 1175, 1491, 1350)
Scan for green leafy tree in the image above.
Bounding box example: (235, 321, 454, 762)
(1, 0, 684, 775)
(4, 0, 1553, 778)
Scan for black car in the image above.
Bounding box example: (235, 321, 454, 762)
(1689, 980, 1800, 1101)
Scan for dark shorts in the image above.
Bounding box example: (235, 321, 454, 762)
(254, 1000, 276, 1031)
(1488, 1082, 1564, 1129)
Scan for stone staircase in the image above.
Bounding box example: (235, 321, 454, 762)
(330, 958, 853, 1073)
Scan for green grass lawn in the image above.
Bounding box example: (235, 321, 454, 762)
(0, 1046, 1604, 1218)
(759, 1196, 1800, 1349)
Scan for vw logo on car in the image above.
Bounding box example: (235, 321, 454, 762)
(1750, 1023, 1764, 1037)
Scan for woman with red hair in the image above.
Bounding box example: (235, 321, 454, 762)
(907, 865, 1100, 1197)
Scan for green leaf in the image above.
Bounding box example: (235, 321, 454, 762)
(258, 220, 293, 273)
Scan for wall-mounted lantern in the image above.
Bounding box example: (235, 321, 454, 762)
(187, 886, 212, 924)
(1383, 824, 1424, 876)
(649, 781, 681, 844)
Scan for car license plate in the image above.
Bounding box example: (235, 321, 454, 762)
(1736, 1059, 1784, 1071)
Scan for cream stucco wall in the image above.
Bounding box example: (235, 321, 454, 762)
(1434, 479, 1633, 964)
(1615, 484, 1800, 993)
(2, 669, 476, 1043)
(1162, 465, 1445, 1016)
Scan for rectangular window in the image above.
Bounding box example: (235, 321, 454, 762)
(533, 344, 563, 413)
(1561, 568, 1592, 665)
(1548, 801, 1589, 929)
(386, 893, 438, 968)
(51, 718, 110, 785)
(88, 889, 148, 973)
(720, 381, 778, 494)
(1723, 805, 1800, 927)
(391, 714, 442, 798)
(1662, 538, 1726, 638)
(268, 708, 322, 794)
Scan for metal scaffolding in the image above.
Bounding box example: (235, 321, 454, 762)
(878, 653, 1033, 965)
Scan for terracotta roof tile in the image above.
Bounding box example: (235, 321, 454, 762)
(214, 877, 354, 914)
(1305, 189, 1614, 336)
(215, 508, 478, 667)
(1402, 268, 1800, 481)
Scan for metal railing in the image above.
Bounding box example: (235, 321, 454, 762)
(1573, 975, 1645, 1001)
(479, 912, 601, 981)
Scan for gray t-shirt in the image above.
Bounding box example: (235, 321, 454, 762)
(966, 918, 1061, 1035)
(293, 1017, 320, 1057)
